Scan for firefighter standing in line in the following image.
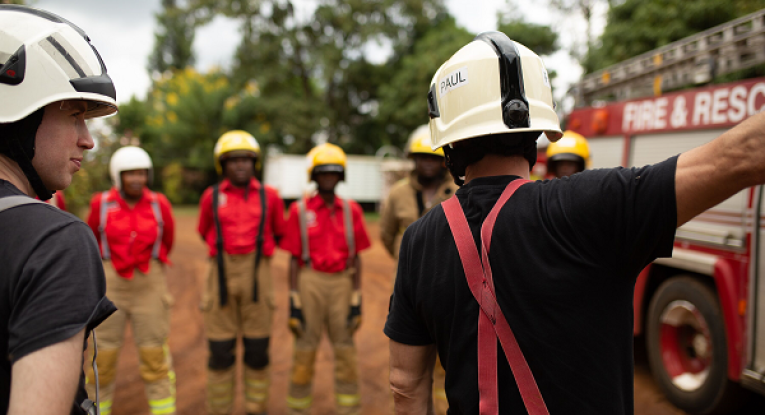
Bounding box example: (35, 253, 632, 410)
(281, 143, 371, 415)
(86, 146, 176, 415)
(380, 125, 458, 278)
(197, 130, 285, 415)
(545, 130, 590, 179)
(379, 125, 457, 414)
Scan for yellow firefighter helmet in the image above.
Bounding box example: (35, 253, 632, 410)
(546, 130, 590, 175)
(213, 130, 260, 175)
(306, 143, 347, 181)
(407, 125, 444, 157)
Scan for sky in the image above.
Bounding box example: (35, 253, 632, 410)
(33, 0, 605, 104)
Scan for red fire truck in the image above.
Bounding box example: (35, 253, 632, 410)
(564, 10, 765, 413)
(567, 77, 765, 413)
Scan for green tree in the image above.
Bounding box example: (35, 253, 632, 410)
(585, 0, 765, 73)
(497, 17, 558, 56)
(148, 0, 197, 74)
(377, 16, 473, 149)
(187, 0, 447, 155)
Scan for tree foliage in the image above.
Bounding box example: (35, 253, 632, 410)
(148, 0, 197, 74)
(497, 16, 558, 56)
(183, 0, 447, 154)
(584, 0, 765, 73)
(111, 0, 560, 203)
(377, 16, 473, 148)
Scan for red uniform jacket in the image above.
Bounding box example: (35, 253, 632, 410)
(198, 178, 285, 258)
(281, 194, 371, 273)
(87, 188, 175, 279)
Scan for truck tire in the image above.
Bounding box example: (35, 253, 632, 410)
(646, 276, 747, 414)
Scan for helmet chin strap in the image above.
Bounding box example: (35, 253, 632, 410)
(0, 107, 53, 200)
(7, 138, 53, 200)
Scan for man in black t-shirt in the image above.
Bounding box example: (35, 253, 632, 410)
(385, 32, 765, 414)
(0, 5, 119, 415)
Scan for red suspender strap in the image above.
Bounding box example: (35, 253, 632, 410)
(442, 179, 549, 415)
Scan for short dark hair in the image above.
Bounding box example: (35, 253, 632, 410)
(442, 132, 539, 185)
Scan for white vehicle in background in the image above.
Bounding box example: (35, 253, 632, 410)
(263, 152, 390, 205)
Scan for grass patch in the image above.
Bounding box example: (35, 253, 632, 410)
(173, 205, 200, 217)
(364, 212, 380, 222)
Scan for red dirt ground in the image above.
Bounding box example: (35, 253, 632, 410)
(102, 212, 760, 415)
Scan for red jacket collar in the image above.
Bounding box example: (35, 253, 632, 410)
(220, 177, 261, 192)
(306, 193, 343, 211)
(108, 187, 154, 201)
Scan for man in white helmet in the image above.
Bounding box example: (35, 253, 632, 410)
(0, 5, 118, 415)
(385, 32, 765, 414)
(85, 146, 176, 415)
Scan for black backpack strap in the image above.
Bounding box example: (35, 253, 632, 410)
(415, 190, 425, 217)
(212, 184, 228, 306)
(252, 184, 267, 302)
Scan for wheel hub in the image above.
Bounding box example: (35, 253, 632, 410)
(659, 300, 713, 392)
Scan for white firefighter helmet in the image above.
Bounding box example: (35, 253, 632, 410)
(427, 32, 562, 150)
(0, 5, 118, 123)
(109, 146, 153, 190)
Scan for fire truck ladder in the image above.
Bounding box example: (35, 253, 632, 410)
(575, 9, 765, 106)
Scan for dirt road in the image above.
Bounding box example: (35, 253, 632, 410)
(102, 211, 712, 415)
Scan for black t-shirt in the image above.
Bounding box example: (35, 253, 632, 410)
(0, 180, 116, 414)
(385, 157, 678, 415)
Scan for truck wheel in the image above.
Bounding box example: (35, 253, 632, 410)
(646, 276, 746, 414)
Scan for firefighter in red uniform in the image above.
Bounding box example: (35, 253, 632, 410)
(197, 130, 285, 415)
(86, 146, 176, 415)
(281, 143, 371, 415)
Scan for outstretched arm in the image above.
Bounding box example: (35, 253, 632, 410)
(676, 111, 765, 226)
(389, 339, 437, 415)
(8, 328, 85, 415)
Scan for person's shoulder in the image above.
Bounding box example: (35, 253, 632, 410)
(345, 198, 364, 213)
(389, 177, 413, 196)
(5, 201, 87, 238)
(150, 191, 172, 206)
(264, 184, 281, 198)
(199, 185, 214, 204)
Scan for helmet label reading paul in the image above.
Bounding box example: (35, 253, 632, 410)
(440, 66, 469, 96)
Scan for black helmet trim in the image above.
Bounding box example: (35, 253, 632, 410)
(548, 153, 585, 163)
(313, 164, 345, 174)
(474, 32, 530, 130)
(71, 74, 117, 101)
(0, 5, 116, 101)
(427, 83, 440, 119)
(0, 45, 25, 86)
(45, 35, 87, 77)
(0, 5, 89, 40)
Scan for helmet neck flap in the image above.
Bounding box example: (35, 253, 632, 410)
(0, 107, 51, 199)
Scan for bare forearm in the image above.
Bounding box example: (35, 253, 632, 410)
(9, 329, 85, 415)
(676, 110, 765, 225)
(391, 375, 435, 415)
(390, 340, 436, 415)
